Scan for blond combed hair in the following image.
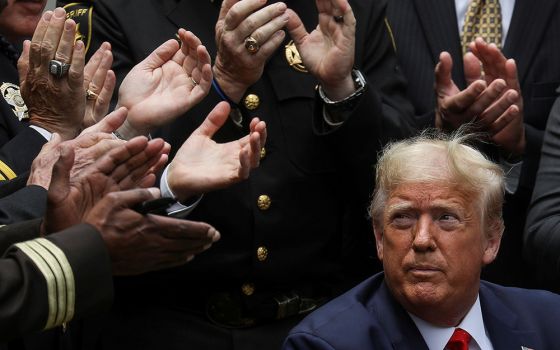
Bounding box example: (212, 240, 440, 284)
(370, 129, 505, 236)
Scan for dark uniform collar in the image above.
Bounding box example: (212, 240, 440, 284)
(0, 36, 19, 68)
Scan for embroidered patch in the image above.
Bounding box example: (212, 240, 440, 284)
(63, 2, 93, 53)
(285, 40, 308, 73)
(0, 82, 28, 121)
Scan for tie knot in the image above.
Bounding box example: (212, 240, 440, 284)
(446, 328, 471, 350)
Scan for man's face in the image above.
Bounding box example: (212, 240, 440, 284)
(374, 181, 500, 326)
(0, 0, 47, 43)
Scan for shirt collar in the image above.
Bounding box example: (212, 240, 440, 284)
(408, 295, 493, 350)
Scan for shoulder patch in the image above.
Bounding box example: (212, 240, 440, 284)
(63, 3, 93, 53)
(0, 82, 28, 121)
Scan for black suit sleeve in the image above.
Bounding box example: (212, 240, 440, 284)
(0, 127, 46, 180)
(525, 87, 560, 287)
(0, 222, 113, 341)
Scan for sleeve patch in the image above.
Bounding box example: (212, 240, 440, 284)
(63, 3, 94, 53)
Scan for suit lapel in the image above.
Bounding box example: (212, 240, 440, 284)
(412, 0, 466, 88)
(504, 0, 558, 84)
(479, 283, 539, 349)
(371, 281, 429, 350)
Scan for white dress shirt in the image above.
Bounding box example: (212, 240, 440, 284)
(409, 295, 495, 350)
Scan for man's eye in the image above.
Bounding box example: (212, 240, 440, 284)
(391, 214, 414, 227)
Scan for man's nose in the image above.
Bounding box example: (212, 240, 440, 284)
(412, 215, 436, 251)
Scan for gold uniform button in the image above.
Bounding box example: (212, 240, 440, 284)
(257, 195, 271, 210)
(241, 283, 255, 296)
(257, 246, 268, 261)
(260, 147, 266, 160)
(244, 94, 260, 110)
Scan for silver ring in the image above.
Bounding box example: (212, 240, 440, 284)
(49, 59, 70, 79)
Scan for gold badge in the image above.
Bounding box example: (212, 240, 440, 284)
(0, 83, 28, 121)
(64, 3, 93, 53)
(284, 40, 308, 73)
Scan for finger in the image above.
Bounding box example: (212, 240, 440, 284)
(478, 89, 519, 127)
(218, 0, 240, 27)
(41, 8, 67, 66)
(247, 8, 290, 46)
(54, 19, 77, 64)
(285, 8, 308, 46)
(249, 131, 262, 168)
(48, 142, 75, 203)
(149, 216, 219, 241)
(94, 136, 150, 177)
(177, 29, 201, 63)
(224, 0, 269, 32)
(504, 59, 521, 92)
(68, 40, 86, 90)
(463, 52, 482, 85)
(238, 146, 251, 179)
(142, 39, 180, 69)
(111, 138, 166, 187)
(440, 80, 486, 113)
(253, 30, 286, 60)
(92, 70, 116, 122)
(17, 40, 31, 84)
(137, 173, 157, 189)
(88, 49, 113, 95)
(83, 42, 110, 89)
(195, 47, 213, 91)
(489, 105, 520, 135)
(237, 2, 287, 39)
(192, 102, 230, 137)
(29, 11, 52, 69)
(81, 106, 128, 134)
(105, 188, 160, 209)
(466, 79, 507, 119)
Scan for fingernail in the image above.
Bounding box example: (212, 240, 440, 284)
(75, 40, 84, 50)
(54, 7, 65, 18)
(64, 19, 73, 30)
(43, 11, 52, 21)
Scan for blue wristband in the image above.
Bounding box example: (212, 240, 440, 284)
(212, 78, 239, 108)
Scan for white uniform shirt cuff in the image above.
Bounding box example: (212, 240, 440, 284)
(160, 165, 202, 217)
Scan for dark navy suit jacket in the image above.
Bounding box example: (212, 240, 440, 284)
(283, 272, 560, 350)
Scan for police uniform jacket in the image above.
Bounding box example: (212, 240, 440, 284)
(61, 0, 415, 307)
(0, 219, 113, 341)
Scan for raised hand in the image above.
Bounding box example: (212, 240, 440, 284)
(213, 0, 288, 102)
(42, 136, 168, 234)
(83, 187, 220, 275)
(116, 29, 212, 138)
(167, 101, 266, 201)
(286, 0, 356, 100)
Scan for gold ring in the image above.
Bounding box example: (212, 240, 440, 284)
(86, 89, 98, 101)
(244, 36, 260, 54)
(190, 76, 199, 86)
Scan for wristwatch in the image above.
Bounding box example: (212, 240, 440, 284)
(318, 69, 367, 109)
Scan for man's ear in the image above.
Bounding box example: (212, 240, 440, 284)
(482, 219, 504, 266)
(373, 220, 384, 262)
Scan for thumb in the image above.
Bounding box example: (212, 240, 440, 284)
(81, 107, 128, 135)
(17, 40, 30, 85)
(48, 143, 75, 202)
(435, 52, 454, 92)
(192, 101, 230, 137)
(109, 187, 160, 209)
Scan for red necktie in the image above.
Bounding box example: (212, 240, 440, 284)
(446, 328, 471, 350)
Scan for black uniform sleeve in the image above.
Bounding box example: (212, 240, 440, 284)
(0, 185, 47, 225)
(0, 127, 46, 180)
(0, 223, 113, 341)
